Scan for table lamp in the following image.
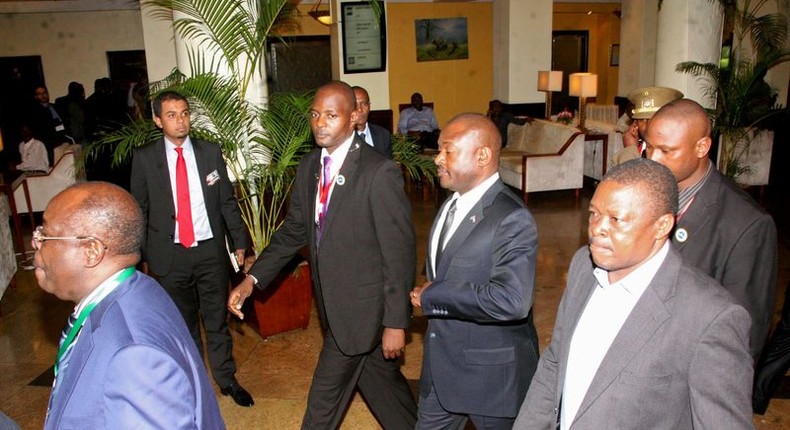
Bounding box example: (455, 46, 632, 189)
(569, 72, 597, 130)
(537, 70, 563, 119)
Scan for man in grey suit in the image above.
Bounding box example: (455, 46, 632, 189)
(228, 81, 417, 429)
(352, 86, 392, 158)
(130, 91, 253, 407)
(515, 158, 753, 430)
(644, 99, 777, 360)
(410, 113, 539, 429)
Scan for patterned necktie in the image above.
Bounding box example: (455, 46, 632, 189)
(55, 312, 77, 377)
(175, 147, 195, 248)
(317, 156, 332, 244)
(435, 198, 457, 268)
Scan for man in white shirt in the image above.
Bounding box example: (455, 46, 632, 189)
(515, 158, 753, 430)
(398, 92, 439, 149)
(352, 85, 392, 158)
(16, 124, 49, 172)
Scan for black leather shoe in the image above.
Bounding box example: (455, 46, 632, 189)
(221, 382, 254, 407)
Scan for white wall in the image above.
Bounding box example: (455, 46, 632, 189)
(0, 9, 144, 99)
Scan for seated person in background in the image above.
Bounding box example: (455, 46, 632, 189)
(16, 124, 49, 173)
(486, 99, 526, 148)
(398, 92, 439, 149)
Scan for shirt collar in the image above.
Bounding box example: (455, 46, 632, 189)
(165, 135, 193, 152)
(592, 240, 670, 297)
(74, 267, 131, 316)
(449, 173, 500, 213)
(320, 132, 355, 172)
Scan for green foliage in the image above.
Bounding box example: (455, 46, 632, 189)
(81, 0, 411, 255)
(674, 0, 789, 181)
(391, 133, 437, 184)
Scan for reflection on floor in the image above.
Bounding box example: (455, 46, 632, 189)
(0, 183, 788, 429)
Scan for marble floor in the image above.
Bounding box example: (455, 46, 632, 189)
(0, 182, 788, 429)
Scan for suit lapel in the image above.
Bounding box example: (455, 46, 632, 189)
(674, 170, 720, 251)
(319, 137, 363, 241)
(434, 181, 504, 279)
(572, 251, 679, 424)
(155, 139, 176, 209)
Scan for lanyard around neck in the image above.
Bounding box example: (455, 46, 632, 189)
(54, 266, 136, 376)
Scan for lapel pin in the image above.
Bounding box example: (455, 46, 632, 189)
(336, 175, 346, 186)
(674, 228, 688, 243)
(470, 215, 476, 223)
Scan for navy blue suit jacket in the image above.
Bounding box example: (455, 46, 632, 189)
(44, 272, 224, 429)
(420, 180, 540, 418)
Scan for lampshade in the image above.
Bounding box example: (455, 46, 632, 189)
(537, 71, 563, 92)
(309, 0, 332, 26)
(568, 73, 598, 98)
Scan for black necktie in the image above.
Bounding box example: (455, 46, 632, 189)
(435, 199, 457, 267)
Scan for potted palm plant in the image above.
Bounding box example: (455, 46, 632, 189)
(674, 0, 789, 184)
(82, 0, 434, 337)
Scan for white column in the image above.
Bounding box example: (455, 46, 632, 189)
(655, 0, 723, 108)
(492, 0, 553, 103)
(139, 1, 177, 82)
(618, 0, 659, 95)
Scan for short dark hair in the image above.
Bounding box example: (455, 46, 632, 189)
(602, 158, 678, 218)
(153, 91, 188, 118)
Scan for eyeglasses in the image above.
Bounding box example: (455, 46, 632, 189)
(32, 226, 108, 251)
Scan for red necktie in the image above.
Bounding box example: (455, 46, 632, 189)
(175, 147, 195, 248)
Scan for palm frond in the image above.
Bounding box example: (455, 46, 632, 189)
(391, 134, 437, 183)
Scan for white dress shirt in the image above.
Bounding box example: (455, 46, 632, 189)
(560, 241, 670, 429)
(314, 133, 356, 225)
(397, 106, 439, 134)
(430, 173, 499, 272)
(358, 123, 374, 147)
(165, 137, 212, 244)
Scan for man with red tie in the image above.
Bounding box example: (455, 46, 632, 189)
(131, 91, 253, 407)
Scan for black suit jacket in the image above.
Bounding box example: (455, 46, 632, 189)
(130, 137, 247, 275)
(366, 122, 392, 159)
(420, 180, 540, 418)
(248, 136, 415, 355)
(674, 167, 777, 358)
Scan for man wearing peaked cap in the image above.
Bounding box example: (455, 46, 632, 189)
(612, 86, 684, 166)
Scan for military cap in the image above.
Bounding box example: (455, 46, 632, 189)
(627, 87, 684, 119)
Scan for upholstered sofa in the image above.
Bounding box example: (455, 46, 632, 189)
(13, 147, 78, 213)
(499, 118, 585, 201)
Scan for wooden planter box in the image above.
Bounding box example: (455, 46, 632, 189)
(243, 259, 313, 338)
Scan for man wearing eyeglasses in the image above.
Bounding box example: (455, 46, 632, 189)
(35, 182, 224, 429)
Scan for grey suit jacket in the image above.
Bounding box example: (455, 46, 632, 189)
(674, 168, 777, 358)
(515, 246, 753, 430)
(420, 180, 540, 418)
(248, 136, 415, 355)
(130, 138, 247, 275)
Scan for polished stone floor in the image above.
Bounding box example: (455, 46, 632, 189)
(0, 183, 788, 429)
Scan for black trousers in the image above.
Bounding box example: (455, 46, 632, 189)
(152, 238, 237, 388)
(301, 331, 417, 430)
(753, 280, 790, 414)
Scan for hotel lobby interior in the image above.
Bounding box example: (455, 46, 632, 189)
(1, 0, 790, 429)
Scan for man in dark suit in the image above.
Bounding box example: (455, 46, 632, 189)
(228, 81, 417, 429)
(130, 91, 253, 407)
(36, 182, 224, 429)
(644, 98, 778, 360)
(27, 85, 67, 166)
(515, 159, 753, 429)
(352, 85, 392, 158)
(409, 113, 539, 429)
